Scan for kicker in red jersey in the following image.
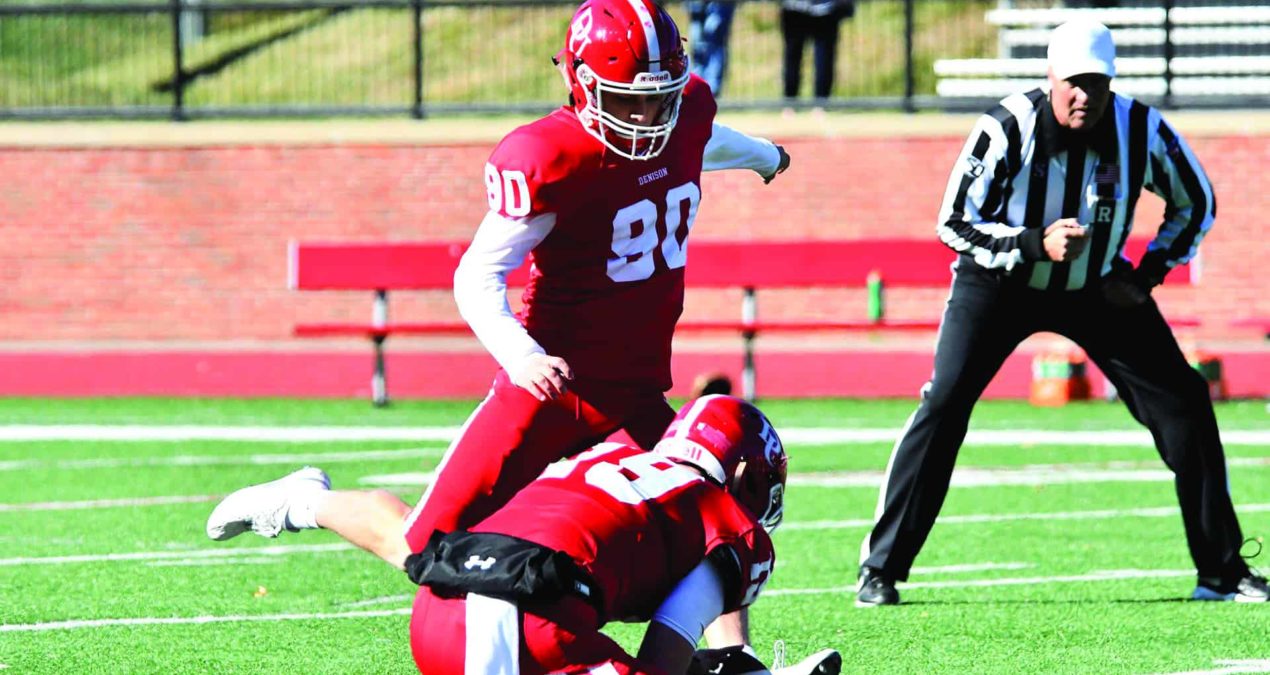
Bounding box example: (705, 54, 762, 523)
(482, 75, 717, 391)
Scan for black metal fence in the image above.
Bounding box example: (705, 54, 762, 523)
(0, 0, 1266, 119)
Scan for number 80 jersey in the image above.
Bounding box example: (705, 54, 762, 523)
(482, 76, 717, 391)
(473, 443, 776, 624)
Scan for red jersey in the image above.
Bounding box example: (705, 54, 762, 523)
(483, 76, 718, 392)
(473, 443, 775, 623)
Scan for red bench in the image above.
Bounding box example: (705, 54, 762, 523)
(1233, 317, 1270, 338)
(289, 238, 1195, 403)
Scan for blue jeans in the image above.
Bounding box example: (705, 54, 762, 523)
(688, 1, 736, 96)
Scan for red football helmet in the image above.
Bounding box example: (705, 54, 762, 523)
(555, 0, 690, 160)
(654, 395, 788, 531)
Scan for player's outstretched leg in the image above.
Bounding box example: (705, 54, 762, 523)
(205, 466, 330, 541)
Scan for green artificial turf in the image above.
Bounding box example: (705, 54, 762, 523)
(0, 397, 1266, 673)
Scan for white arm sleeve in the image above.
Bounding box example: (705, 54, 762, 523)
(453, 209, 556, 375)
(651, 559, 726, 647)
(703, 123, 781, 176)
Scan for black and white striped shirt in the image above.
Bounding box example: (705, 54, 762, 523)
(937, 88, 1216, 291)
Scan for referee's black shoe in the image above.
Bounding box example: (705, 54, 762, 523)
(855, 566, 899, 607)
(1192, 573, 1269, 602)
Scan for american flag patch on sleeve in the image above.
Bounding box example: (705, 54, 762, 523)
(1094, 164, 1120, 199)
(1094, 164, 1119, 185)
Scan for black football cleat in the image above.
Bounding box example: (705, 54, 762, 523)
(773, 649, 842, 675)
(855, 566, 900, 607)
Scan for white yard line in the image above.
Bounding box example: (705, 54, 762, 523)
(909, 562, 1033, 574)
(146, 557, 283, 567)
(793, 466, 1158, 488)
(0, 495, 218, 512)
(792, 457, 1270, 488)
(1162, 660, 1270, 675)
(8, 503, 1269, 567)
(1, 445, 1262, 475)
(0, 608, 412, 633)
(337, 594, 415, 608)
(359, 459, 1270, 491)
(4, 459, 1266, 514)
(0, 565, 1233, 633)
(0, 426, 463, 442)
(784, 428, 1270, 447)
(780, 502, 1270, 530)
(765, 568, 1197, 597)
(0, 448, 441, 472)
(0, 543, 353, 567)
(0, 425, 1265, 446)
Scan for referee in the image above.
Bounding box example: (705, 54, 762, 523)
(855, 19, 1267, 606)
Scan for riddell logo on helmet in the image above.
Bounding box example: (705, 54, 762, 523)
(634, 72, 673, 84)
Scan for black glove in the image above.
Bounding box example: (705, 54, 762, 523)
(1100, 266, 1151, 309)
(689, 646, 770, 675)
(763, 146, 790, 185)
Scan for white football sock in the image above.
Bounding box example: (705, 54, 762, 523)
(284, 488, 330, 530)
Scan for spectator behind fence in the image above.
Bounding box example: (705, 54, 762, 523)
(780, 0, 854, 107)
(689, 0, 737, 96)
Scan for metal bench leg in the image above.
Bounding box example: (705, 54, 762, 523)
(372, 335, 388, 407)
(742, 331, 757, 401)
(372, 289, 389, 407)
(742, 286, 757, 401)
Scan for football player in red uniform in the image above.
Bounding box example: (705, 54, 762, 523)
(416, 0, 792, 555)
(207, 396, 836, 674)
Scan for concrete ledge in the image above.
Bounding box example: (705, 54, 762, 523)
(6, 108, 1270, 148)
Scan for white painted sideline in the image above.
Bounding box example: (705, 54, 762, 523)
(0, 425, 1266, 446)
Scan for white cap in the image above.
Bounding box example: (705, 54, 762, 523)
(1047, 19, 1116, 80)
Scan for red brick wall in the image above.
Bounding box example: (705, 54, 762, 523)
(2, 133, 1266, 342)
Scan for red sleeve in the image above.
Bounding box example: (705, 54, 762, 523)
(685, 74, 718, 124)
(484, 124, 572, 219)
(682, 74, 718, 142)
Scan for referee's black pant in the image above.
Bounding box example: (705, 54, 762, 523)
(860, 260, 1249, 582)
